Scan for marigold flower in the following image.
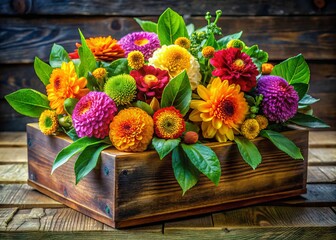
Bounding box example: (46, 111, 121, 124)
(109, 107, 154, 152)
(174, 37, 191, 49)
(149, 45, 202, 90)
(46, 61, 89, 114)
(255, 115, 268, 130)
(262, 63, 274, 75)
(241, 118, 260, 140)
(72, 92, 117, 139)
(210, 48, 259, 92)
(92, 68, 107, 80)
(202, 46, 215, 58)
(153, 106, 186, 139)
(119, 32, 160, 60)
(189, 78, 249, 142)
(39, 110, 58, 135)
(226, 39, 245, 50)
(127, 51, 145, 70)
(104, 74, 137, 106)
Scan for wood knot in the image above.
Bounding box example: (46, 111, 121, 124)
(11, 0, 32, 14)
(111, 20, 121, 31)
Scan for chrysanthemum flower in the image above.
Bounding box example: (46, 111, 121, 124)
(104, 74, 137, 106)
(210, 48, 259, 92)
(77, 36, 125, 62)
(153, 106, 186, 139)
(241, 118, 260, 140)
(149, 45, 202, 90)
(130, 65, 170, 101)
(174, 37, 191, 49)
(109, 107, 154, 152)
(255, 115, 268, 130)
(119, 32, 160, 60)
(257, 75, 299, 122)
(39, 110, 58, 135)
(189, 78, 249, 142)
(127, 51, 145, 70)
(72, 92, 117, 139)
(202, 46, 215, 58)
(46, 61, 89, 114)
(92, 68, 107, 80)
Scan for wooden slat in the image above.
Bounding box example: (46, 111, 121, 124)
(0, 208, 18, 231)
(164, 215, 213, 228)
(1, 0, 335, 16)
(308, 166, 336, 183)
(309, 148, 336, 166)
(0, 164, 27, 184)
(309, 131, 336, 147)
(0, 132, 26, 147)
(0, 148, 27, 164)
(0, 184, 63, 208)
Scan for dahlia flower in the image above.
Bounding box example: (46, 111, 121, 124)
(210, 48, 259, 92)
(257, 75, 299, 122)
(241, 118, 260, 140)
(46, 61, 89, 114)
(153, 106, 186, 139)
(109, 107, 154, 152)
(39, 110, 58, 135)
(189, 78, 249, 142)
(130, 65, 170, 101)
(119, 32, 160, 60)
(72, 92, 117, 139)
(149, 45, 202, 90)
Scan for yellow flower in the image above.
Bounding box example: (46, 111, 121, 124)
(92, 68, 107, 80)
(174, 37, 191, 49)
(262, 63, 274, 75)
(202, 46, 215, 58)
(241, 118, 260, 140)
(39, 110, 58, 135)
(127, 51, 145, 70)
(149, 45, 202, 90)
(189, 78, 249, 142)
(226, 39, 245, 50)
(109, 107, 154, 152)
(46, 62, 89, 114)
(255, 115, 268, 130)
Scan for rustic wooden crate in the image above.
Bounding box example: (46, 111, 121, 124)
(26, 123, 308, 228)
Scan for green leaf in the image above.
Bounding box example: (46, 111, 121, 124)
(78, 29, 97, 77)
(75, 144, 110, 184)
(5, 89, 50, 118)
(299, 94, 319, 105)
(65, 128, 79, 141)
(291, 83, 309, 100)
(234, 136, 262, 170)
(64, 98, 79, 115)
(132, 100, 154, 116)
(217, 31, 243, 48)
(52, 137, 105, 174)
(157, 8, 189, 45)
(185, 122, 200, 133)
(204, 33, 219, 50)
(152, 137, 181, 160)
(260, 130, 303, 160)
(181, 143, 221, 186)
(134, 18, 157, 33)
(243, 45, 268, 71)
(289, 112, 330, 128)
(49, 44, 70, 68)
(161, 70, 192, 115)
(172, 146, 199, 195)
(34, 57, 52, 85)
(186, 23, 195, 36)
(271, 54, 310, 85)
(101, 58, 129, 77)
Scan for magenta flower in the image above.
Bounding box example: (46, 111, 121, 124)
(72, 92, 117, 139)
(257, 75, 299, 122)
(118, 32, 161, 60)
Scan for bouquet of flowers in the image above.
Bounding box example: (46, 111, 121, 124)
(5, 8, 328, 194)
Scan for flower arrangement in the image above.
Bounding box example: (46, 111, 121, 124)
(5, 8, 329, 194)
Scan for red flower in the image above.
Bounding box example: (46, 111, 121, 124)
(69, 50, 79, 59)
(210, 48, 259, 92)
(130, 65, 170, 102)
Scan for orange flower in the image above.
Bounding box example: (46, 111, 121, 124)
(109, 107, 154, 152)
(79, 36, 125, 62)
(189, 77, 249, 142)
(46, 62, 89, 114)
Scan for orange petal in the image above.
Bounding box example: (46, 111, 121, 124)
(200, 112, 213, 121)
(198, 102, 212, 112)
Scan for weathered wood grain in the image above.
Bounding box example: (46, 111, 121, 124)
(1, 0, 335, 16)
(0, 132, 26, 147)
(309, 131, 336, 147)
(309, 148, 336, 166)
(164, 215, 213, 228)
(0, 148, 27, 164)
(0, 208, 18, 231)
(0, 164, 27, 184)
(308, 166, 336, 183)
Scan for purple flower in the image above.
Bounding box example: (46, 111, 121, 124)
(257, 75, 299, 122)
(118, 32, 160, 60)
(72, 92, 117, 139)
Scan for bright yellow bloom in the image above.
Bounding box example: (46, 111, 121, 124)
(109, 107, 154, 152)
(46, 62, 89, 114)
(92, 68, 107, 80)
(241, 118, 260, 140)
(189, 78, 249, 142)
(262, 63, 274, 75)
(39, 110, 58, 135)
(255, 115, 268, 130)
(202, 46, 215, 58)
(174, 37, 191, 49)
(127, 50, 145, 70)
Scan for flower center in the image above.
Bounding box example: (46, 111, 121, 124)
(216, 99, 235, 119)
(233, 59, 245, 70)
(54, 77, 61, 90)
(143, 74, 158, 86)
(134, 38, 149, 46)
(44, 117, 53, 128)
(79, 101, 92, 115)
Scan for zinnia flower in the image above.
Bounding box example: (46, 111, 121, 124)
(153, 106, 186, 139)
(39, 110, 58, 135)
(189, 78, 249, 142)
(130, 65, 170, 101)
(109, 107, 154, 152)
(119, 32, 160, 60)
(257, 75, 299, 122)
(241, 118, 260, 140)
(46, 61, 89, 114)
(149, 45, 202, 90)
(210, 48, 259, 92)
(72, 91, 117, 139)
(127, 50, 145, 70)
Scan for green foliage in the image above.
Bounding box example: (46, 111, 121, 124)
(152, 137, 181, 160)
(217, 31, 243, 48)
(132, 101, 154, 116)
(291, 83, 309, 100)
(78, 29, 97, 78)
(234, 137, 262, 170)
(101, 58, 129, 77)
(64, 98, 79, 115)
(5, 89, 50, 118)
(289, 113, 330, 128)
(299, 94, 319, 105)
(34, 57, 52, 85)
(49, 44, 70, 68)
(243, 45, 268, 71)
(134, 18, 157, 33)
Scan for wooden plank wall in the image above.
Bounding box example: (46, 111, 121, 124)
(0, 0, 335, 131)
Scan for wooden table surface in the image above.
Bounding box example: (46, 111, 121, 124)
(0, 131, 335, 239)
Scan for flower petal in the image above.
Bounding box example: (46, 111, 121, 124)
(200, 112, 214, 121)
(201, 121, 216, 138)
(189, 109, 202, 122)
(212, 117, 222, 130)
(190, 100, 206, 110)
(197, 85, 211, 101)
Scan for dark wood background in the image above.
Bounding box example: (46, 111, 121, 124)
(1, 0, 335, 131)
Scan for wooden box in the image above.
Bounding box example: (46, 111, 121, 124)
(26, 123, 308, 228)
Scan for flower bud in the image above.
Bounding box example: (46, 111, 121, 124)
(183, 131, 199, 144)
